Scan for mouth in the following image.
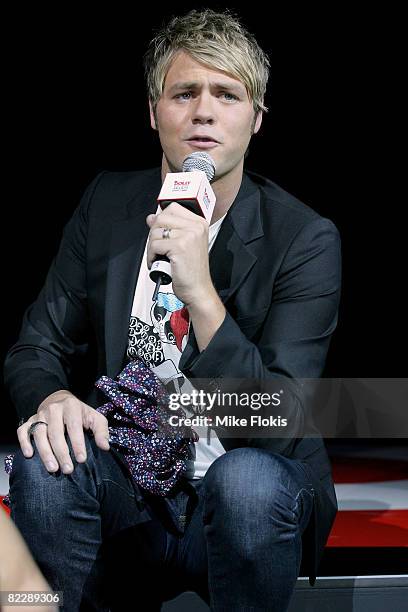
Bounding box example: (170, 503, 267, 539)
(185, 136, 219, 149)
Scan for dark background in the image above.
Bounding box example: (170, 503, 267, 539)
(2, 3, 404, 439)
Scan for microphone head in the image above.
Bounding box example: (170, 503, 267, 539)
(182, 152, 216, 182)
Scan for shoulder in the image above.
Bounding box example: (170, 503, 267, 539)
(82, 167, 162, 219)
(245, 170, 340, 241)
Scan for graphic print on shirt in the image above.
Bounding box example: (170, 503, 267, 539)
(126, 215, 229, 469)
(128, 291, 192, 396)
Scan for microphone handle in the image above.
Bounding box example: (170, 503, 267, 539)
(149, 193, 209, 300)
(150, 257, 172, 301)
(152, 276, 161, 302)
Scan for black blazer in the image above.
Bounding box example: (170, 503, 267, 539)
(4, 167, 342, 586)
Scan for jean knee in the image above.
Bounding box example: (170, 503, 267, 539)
(9, 444, 49, 485)
(203, 447, 307, 520)
(205, 447, 277, 489)
(9, 431, 98, 495)
(204, 449, 268, 508)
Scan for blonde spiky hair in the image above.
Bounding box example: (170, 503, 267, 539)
(144, 9, 270, 115)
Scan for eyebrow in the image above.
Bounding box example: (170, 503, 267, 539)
(167, 81, 246, 95)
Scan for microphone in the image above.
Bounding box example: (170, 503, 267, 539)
(150, 152, 216, 301)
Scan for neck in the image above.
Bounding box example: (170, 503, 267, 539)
(161, 156, 243, 225)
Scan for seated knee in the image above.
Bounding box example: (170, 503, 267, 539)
(203, 447, 299, 518)
(9, 430, 96, 485)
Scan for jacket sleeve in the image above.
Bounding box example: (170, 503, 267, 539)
(179, 217, 342, 453)
(3, 173, 105, 423)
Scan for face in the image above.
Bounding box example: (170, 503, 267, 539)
(150, 51, 262, 186)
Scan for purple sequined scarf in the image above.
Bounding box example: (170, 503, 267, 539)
(3, 360, 198, 507)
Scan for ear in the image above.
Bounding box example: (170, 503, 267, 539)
(149, 101, 157, 131)
(253, 111, 263, 135)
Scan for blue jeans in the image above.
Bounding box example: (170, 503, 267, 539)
(9, 432, 314, 611)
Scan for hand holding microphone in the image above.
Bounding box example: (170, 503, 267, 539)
(147, 152, 217, 302)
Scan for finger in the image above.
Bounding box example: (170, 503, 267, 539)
(146, 213, 157, 227)
(45, 419, 76, 474)
(146, 237, 177, 269)
(162, 202, 199, 221)
(152, 204, 202, 228)
(30, 424, 61, 473)
(88, 411, 110, 451)
(65, 419, 87, 463)
(149, 227, 182, 242)
(17, 423, 35, 457)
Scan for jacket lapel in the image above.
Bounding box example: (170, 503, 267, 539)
(104, 174, 160, 377)
(209, 173, 264, 302)
(181, 172, 264, 365)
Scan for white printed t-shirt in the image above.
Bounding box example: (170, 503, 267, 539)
(127, 210, 227, 479)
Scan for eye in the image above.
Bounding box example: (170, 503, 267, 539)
(220, 92, 239, 102)
(174, 92, 192, 101)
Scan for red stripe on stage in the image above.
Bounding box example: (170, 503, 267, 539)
(332, 458, 408, 483)
(328, 509, 408, 547)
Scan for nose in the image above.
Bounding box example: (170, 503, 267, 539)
(191, 91, 215, 125)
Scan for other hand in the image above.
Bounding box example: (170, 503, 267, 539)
(17, 390, 110, 474)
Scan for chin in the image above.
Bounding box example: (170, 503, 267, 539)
(162, 155, 181, 173)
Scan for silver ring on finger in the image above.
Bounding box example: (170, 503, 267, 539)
(162, 227, 171, 239)
(28, 421, 49, 436)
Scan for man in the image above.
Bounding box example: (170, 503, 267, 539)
(4, 9, 341, 611)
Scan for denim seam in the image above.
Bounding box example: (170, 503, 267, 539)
(99, 477, 136, 499)
(290, 486, 314, 523)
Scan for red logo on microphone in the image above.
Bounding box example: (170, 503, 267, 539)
(172, 179, 191, 192)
